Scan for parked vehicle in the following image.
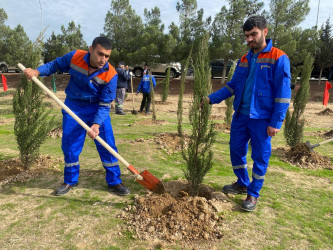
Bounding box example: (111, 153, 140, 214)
(131, 62, 181, 78)
(0, 61, 20, 73)
(187, 59, 233, 78)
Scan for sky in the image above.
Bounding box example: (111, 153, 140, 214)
(1, 0, 331, 45)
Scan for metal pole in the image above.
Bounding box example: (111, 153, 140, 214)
(39, 0, 43, 30)
(315, 0, 320, 30)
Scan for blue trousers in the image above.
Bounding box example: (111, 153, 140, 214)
(230, 113, 272, 197)
(61, 99, 122, 186)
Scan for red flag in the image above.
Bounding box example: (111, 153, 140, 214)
(1, 74, 7, 91)
(323, 81, 332, 106)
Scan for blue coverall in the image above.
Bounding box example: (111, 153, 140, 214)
(37, 50, 122, 186)
(209, 39, 291, 197)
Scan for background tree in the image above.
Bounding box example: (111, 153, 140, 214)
(177, 47, 192, 137)
(161, 67, 170, 102)
(182, 34, 216, 196)
(13, 35, 55, 169)
(284, 53, 313, 147)
(43, 21, 87, 63)
(314, 18, 333, 84)
(224, 60, 236, 125)
(211, 0, 263, 84)
(103, 0, 143, 65)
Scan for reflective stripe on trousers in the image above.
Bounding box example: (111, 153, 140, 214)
(230, 112, 271, 197)
(61, 102, 122, 186)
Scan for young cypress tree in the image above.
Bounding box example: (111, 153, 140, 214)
(224, 60, 236, 125)
(284, 53, 313, 147)
(149, 74, 157, 121)
(177, 47, 192, 137)
(161, 67, 170, 102)
(13, 37, 55, 169)
(182, 34, 216, 196)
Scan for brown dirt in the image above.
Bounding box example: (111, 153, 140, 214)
(280, 143, 333, 170)
(317, 108, 333, 116)
(118, 180, 232, 245)
(0, 155, 62, 186)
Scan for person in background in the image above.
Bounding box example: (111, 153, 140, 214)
(24, 37, 130, 196)
(136, 71, 156, 114)
(202, 16, 291, 212)
(115, 62, 130, 115)
(125, 65, 132, 93)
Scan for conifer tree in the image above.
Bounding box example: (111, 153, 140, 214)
(177, 47, 192, 137)
(284, 53, 313, 147)
(13, 36, 55, 169)
(149, 74, 157, 121)
(224, 60, 236, 125)
(161, 67, 170, 102)
(182, 34, 216, 196)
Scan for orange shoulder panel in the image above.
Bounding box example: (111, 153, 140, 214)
(71, 50, 89, 70)
(259, 47, 287, 60)
(96, 63, 117, 83)
(240, 53, 248, 63)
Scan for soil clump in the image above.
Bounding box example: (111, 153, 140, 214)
(282, 143, 333, 170)
(317, 108, 333, 116)
(118, 180, 232, 245)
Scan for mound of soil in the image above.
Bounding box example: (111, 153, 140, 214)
(48, 126, 63, 138)
(118, 180, 232, 244)
(323, 130, 333, 138)
(154, 133, 189, 154)
(283, 143, 333, 170)
(317, 108, 333, 116)
(214, 123, 230, 134)
(0, 155, 62, 187)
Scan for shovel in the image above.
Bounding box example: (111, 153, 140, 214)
(130, 74, 137, 115)
(18, 63, 164, 194)
(305, 137, 333, 152)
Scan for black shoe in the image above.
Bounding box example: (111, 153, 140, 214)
(222, 182, 247, 194)
(55, 183, 78, 196)
(242, 194, 258, 212)
(108, 183, 130, 196)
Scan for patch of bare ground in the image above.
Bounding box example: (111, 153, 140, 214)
(154, 133, 190, 154)
(132, 118, 170, 126)
(118, 180, 233, 247)
(0, 155, 62, 187)
(316, 108, 333, 116)
(214, 123, 230, 134)
(48, 126, 63, 138)
(275, 143, 333, 170)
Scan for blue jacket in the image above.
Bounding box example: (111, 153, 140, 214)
(37, 50, 118, 125)
(137, 75, 156, 93)
(209, 39, 291, 129)
(116, 67, 130, 89)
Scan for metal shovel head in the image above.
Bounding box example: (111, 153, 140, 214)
(137, 170, 165, 194)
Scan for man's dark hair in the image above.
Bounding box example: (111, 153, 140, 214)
(92, 36, 112, 50)
(243, 16, 267, 32)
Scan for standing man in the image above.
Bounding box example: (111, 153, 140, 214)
(24, 37, 130, 196)
(115, 62, 130, 115)
(136, 71, 156, 114)
(125, 65, 132, 93)
(203, 16, 291, 211)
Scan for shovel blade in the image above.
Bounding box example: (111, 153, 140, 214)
(136, 170, 165, 194)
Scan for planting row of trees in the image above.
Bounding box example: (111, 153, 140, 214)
(1, 0, 333, 79)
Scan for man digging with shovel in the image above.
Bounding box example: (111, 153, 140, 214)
(24, 37, 130, 196)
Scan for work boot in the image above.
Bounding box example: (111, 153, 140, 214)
(222, 182, 247, 194)
(115, 111, 126, 115)
(108, 183, 130, 196)
(242, 194, 258, 212)
(55, 183, 78, 196)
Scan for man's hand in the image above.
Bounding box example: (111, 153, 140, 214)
(24, 68, 40, 79)
(200, 96, 210, 106)
(267, 126, 280, 137)
(88, 124, 100, 139)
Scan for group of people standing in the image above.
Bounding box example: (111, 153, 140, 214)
(23, 15, 291, 212)
(115, 63, 156, 115)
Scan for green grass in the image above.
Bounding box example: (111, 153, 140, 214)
(0, 96, 332, 249)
